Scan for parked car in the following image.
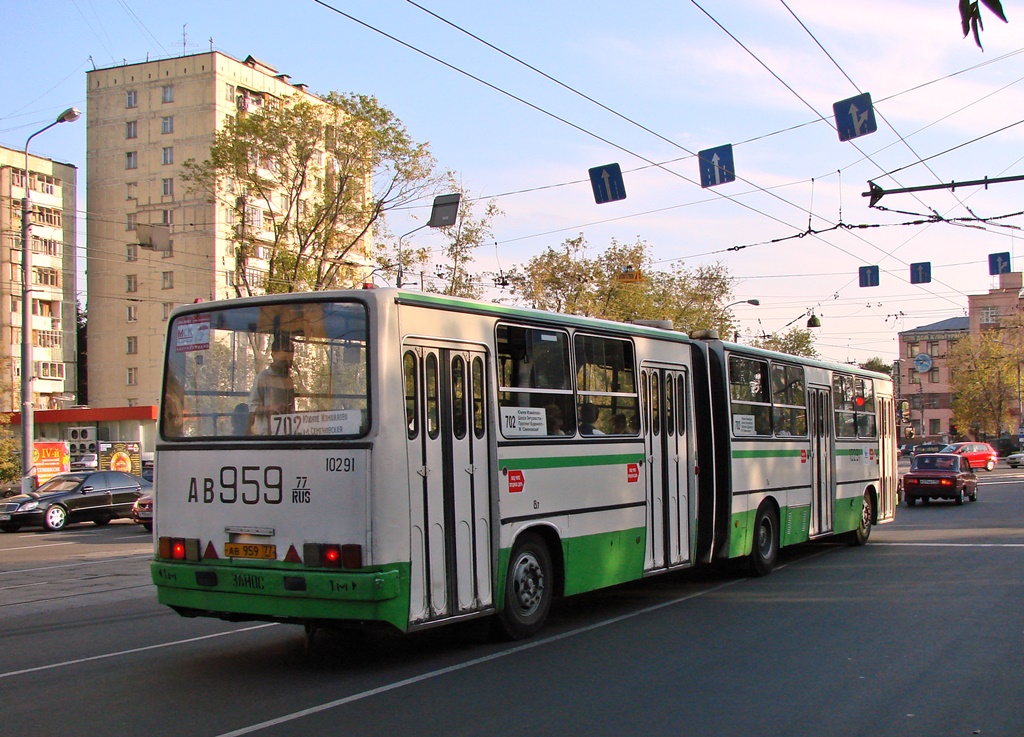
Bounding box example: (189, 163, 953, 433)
(1006, 450, 1024, 468)
(0, 471, 150, 532)
(131, 493, 153, 532)
(903, 453, 978, 506)
(940, 441, 998, 471)
(70, 453, 98, 471)
(913, 442, 946, 456)
(899, 443, 916, 458)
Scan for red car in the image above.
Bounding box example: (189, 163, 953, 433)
(904, 453, 978, 506)
(940, 442, 998, 471)
(131, 493, 153, 532)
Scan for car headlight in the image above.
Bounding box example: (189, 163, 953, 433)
(18, 501, 39, 512)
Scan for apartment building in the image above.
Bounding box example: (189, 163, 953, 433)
(897, 317, 969, 442)
(968, 270, 1024, 332)
(0, 146, 78, 412)
(86, 51, 372, 408)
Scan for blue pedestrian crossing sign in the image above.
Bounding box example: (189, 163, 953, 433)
(989, 252, 1011, 275)
(833, 92, 877, 142)
(698, 144, 736, 188)
(859, 265, 880, 287)
(588, 163, 627, 204)
(910, 262, 931, 284)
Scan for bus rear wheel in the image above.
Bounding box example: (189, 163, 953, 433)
(847, 492, 873, 546)
(748, 504, 779, 577)
(498, 533, 553, 640)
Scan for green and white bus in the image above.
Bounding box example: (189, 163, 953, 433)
(152, 289, 897, 639)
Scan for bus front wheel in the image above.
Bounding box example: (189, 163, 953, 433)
(748, 504, 779, 577)
(498, 533, 553, 640)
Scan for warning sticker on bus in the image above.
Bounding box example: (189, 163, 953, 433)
(174, 315, 210, 353)
(270, 409, 362, 436)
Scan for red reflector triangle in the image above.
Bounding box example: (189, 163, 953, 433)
(203, 541, 219, 559)
(284, 545, 302, 563)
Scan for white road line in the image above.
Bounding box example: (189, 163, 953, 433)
(0, 624, 278, 680)
(212, 577, 748, 737)
(0, 554, 152, 575)
(874, 542, 1024, 547)
(2, 542, 75, 551)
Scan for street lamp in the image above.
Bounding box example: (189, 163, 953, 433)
(396, 193, 461, 288)
(21, 107, 81, 491)
(725, 298, 760, 309)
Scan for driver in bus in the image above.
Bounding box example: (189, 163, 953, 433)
(249, 334, 296, 434)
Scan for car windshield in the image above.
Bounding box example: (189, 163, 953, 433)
(939, 445, 957, 453)
(36, 475, 85, 492)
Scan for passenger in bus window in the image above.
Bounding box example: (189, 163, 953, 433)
(545, 404, 566, 435)
(249, 336, 296, 433)
(580, 402, 604, 435)
(231, 403, 250, 435)
(609, 413, 628, 435)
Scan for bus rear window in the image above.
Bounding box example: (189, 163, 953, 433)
(162, 301, 369, 439)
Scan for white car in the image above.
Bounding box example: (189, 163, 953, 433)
(1006, 451, 1024, 469)
(70, 453, 98, 471)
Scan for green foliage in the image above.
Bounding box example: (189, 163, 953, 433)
(182, 92, 439, 294)
(750, 328, 818, 358)
(859, 357, 893, 376)
(949, 331, 1018, 437)
(960, 0, 1008, 49)
(505, 235, 734, 333)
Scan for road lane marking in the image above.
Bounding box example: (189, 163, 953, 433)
(874, 542, 1024, 547)
(0, 624, 278, 680)
(0, 554, 152, 575)
(3, 542, 75, 551)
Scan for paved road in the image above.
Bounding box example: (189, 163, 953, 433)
(2, 468, 1024, 736)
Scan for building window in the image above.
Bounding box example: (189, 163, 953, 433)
(908, 369, 919, 384)
(162, 302, 173, 320)
(126, 244, 138, 262)
(34, 268, 60, 287)
(162, 147, 174, 165)
(162, 240, 174, 259)
(929, 418, 941, 435)
(980, 306, 1000, 324)
(161, 84, 174, 103)
(126, 151, 138, 170)
(126, 336, 138, 354)
(126, 274, 138, 293)
(36, 362, 65, 380)
(162, 178, 174, 197)
(126, 213, 137, 231)
(161, 115, 174, 134)
(126, 181, 137, 200)
(127, 367, 139, 386)
(127, 305, 138, 322)
(225, 83, 235, 101)
(126, 90, 138, 108)
(930, 368, 940, 383)
(161, 209, 174, 226)
(905, 342, 918, 359)
(162, 271, 174, 289)
(126, 120, 138, 139)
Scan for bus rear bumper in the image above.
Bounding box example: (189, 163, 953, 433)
(151, 561, 410, 631)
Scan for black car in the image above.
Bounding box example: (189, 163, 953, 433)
(0, 471, 150, 532)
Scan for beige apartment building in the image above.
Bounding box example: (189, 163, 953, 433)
(86, 51, 371, 408)
(0, 146, 78, 412)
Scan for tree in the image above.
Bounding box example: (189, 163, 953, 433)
(960, 0, 1008, 49)
(949, 330, 1019, 437)
(505, 235, 734, 333)
(182, 92, 439, 295)
(859, 357, 893, 377)
(750, 328, 818, 358)
(420, 191, 502, 299)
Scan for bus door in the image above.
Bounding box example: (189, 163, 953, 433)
(808, 386, 834, 536)
(404, 342, 493, 625)
(641, 364, 695, 571)
(876, 395, 897, 520)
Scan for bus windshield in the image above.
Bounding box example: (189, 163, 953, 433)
(161, 300, 369, 439)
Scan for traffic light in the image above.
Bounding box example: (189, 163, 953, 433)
(900, 401, 910, 422)
(905, 426, 915, 438)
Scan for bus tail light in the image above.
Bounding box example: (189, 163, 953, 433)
(302, 543, 363, 569)
(159, 536, 201, 561)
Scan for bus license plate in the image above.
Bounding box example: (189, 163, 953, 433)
(224, 543, 277, 560)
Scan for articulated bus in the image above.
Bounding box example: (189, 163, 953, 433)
(152, 289, 897, 639)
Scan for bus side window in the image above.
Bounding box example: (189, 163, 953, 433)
(426, 353, 440, 440)
(472, 356, 486, 440)
(451, 355, 467, 441)
(404, 351, 419, 439)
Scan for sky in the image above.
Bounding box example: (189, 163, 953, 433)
(3, 0, 1023, 365)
